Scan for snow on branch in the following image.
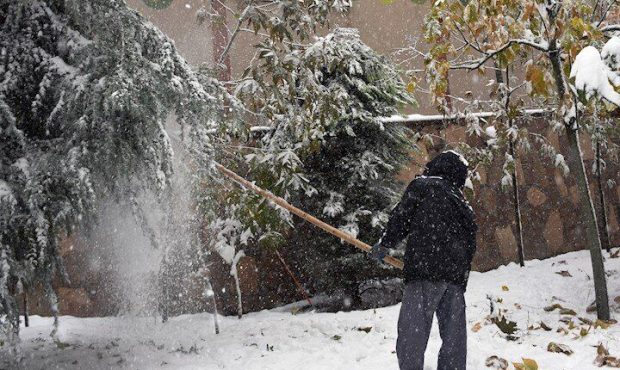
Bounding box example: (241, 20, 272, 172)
(451, 39, 549, 70)
(570, 40, 620, 107)
(600, 24, 620, 33)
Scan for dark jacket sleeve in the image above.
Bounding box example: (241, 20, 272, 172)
(379, 178, 426, 250)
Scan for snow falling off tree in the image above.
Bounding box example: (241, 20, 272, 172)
(0, 0, 223, 340)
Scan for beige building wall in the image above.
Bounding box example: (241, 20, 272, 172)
(127, 0, 489, 114)
(127, 0, 214, 65)
(126, 1, 428, 63)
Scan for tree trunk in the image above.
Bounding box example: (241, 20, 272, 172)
(548, 44, 610, 320)
(5, 279, 20, 341)
(565, 127, 610, 320)
(501, 64, 526, 267)
(595, 140, 612, 252)
(509, 141, 526, 266)
(160, 264, 170, 323)
(23, 294, 29, 328)
(232, 268, 243, 319)
(230, 251, 245, 319)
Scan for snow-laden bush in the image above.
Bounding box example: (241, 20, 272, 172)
(218, 28, 415, 307)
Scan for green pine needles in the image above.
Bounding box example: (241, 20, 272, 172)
(224, 28, 417, 305)
(0, 0, 220, 341)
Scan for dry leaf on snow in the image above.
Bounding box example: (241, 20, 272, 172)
(547, 342, 573, 356)
(485, 355, 508, 369)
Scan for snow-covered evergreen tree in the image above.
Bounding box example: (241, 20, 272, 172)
(228, 28, 416, 307)
(0, 0, 221, 340)
(199, 1, 353, 314)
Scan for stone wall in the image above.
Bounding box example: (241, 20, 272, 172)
(26, 235, 120, 317)
(399, 118, 620, 272)
(24, 116, 620, 317)
(193, 116, 620, 315)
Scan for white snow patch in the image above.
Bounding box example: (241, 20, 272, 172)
(485, 125, 497, 138)
(12, 157, 29, 177)
(602, 36, 620, 70)
(464, 177, 474, 190)
(6, 250, 620, 369)
(49, 56, 78, 76)
(485, 125, 498, 147)
(570, 45, 620, 106)
(0, 180, 11, 199)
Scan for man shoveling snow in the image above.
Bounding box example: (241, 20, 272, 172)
(372, 151, 477, 370)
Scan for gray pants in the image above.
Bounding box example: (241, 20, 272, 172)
(397, 281, 467, 370)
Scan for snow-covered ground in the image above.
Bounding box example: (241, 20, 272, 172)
(3, 249, 620, 370)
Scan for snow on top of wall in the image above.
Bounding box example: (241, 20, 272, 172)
(570, 45, 620, 106)
(379, 108, 548, 124)
(249, 126, 273, 133)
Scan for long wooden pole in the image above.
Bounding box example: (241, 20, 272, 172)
(274, 249, 313, 306)
(214, 163, 404, 270)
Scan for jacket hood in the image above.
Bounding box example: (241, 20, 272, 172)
(423, 151, 468, 188)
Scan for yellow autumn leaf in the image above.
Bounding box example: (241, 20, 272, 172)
(407, 81, 416, 93)
(570, 17, 587, 35)
(594, 320, 611, 329)
(525, 64, 547, 97)
(522, 358, 539, 370)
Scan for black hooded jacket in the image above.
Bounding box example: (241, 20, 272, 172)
(379, 151, 477, 289)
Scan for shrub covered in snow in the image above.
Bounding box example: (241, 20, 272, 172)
(219, 28, 416, 308)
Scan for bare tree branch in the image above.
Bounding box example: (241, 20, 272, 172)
(600, 24, 620, 32)
(592, 0, 602, 22)
(597, 0, 618, 27)
(218, 4, 253, 65)
(450, 39, 549, 70)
